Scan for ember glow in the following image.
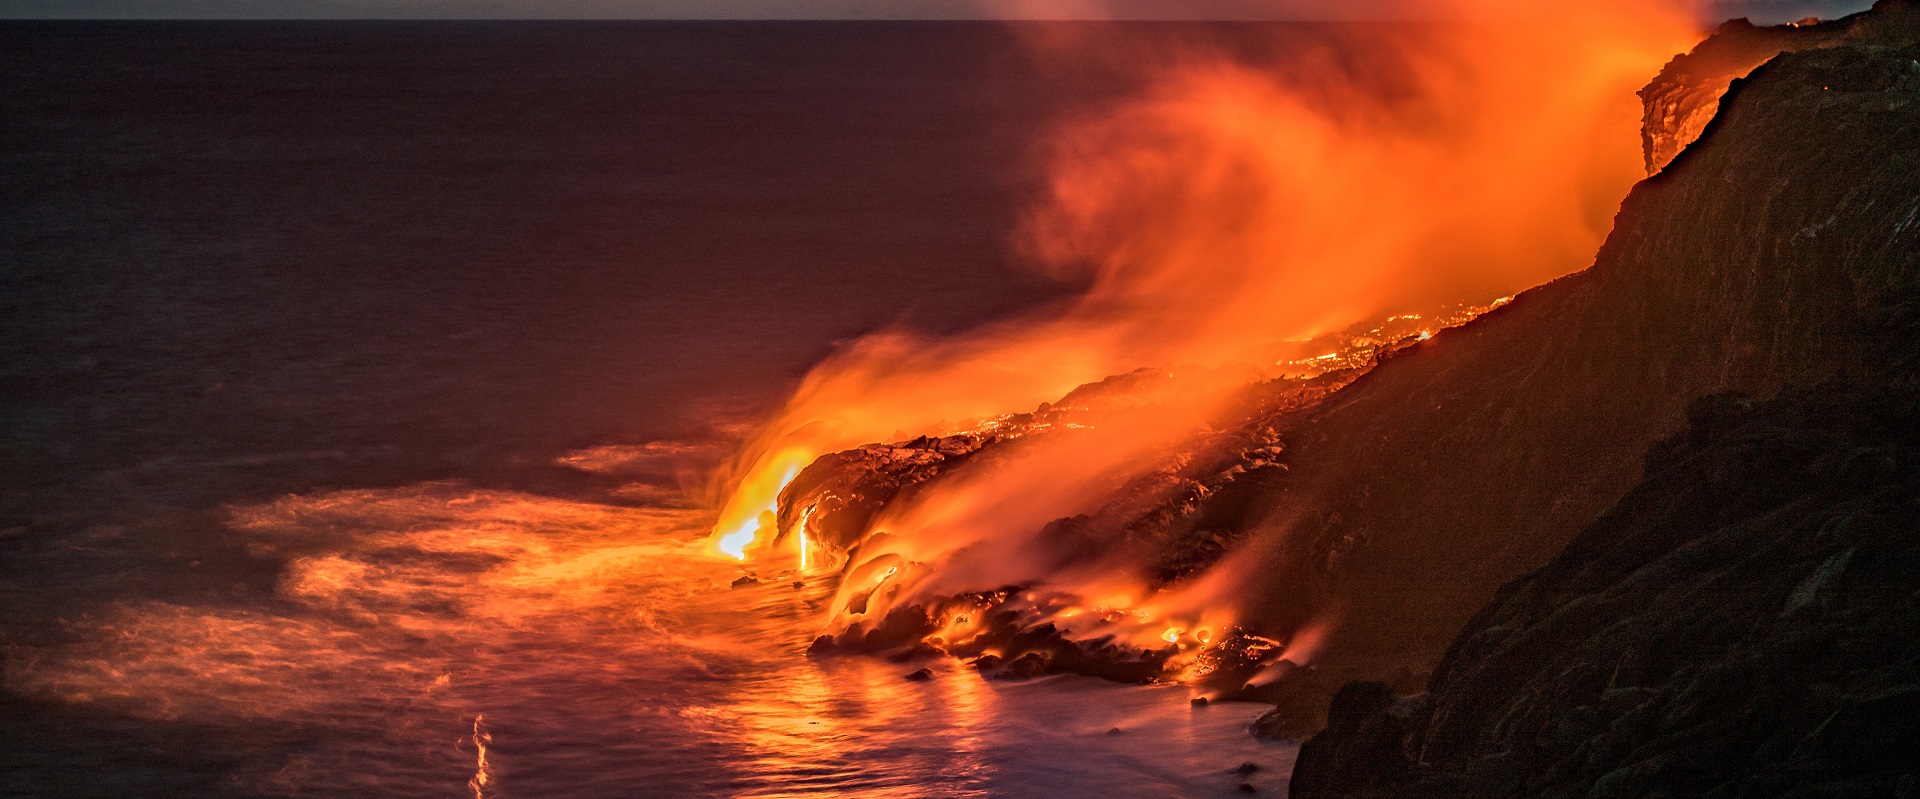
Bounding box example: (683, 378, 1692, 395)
(6, 477, 1291, 794)
(712, 447, 811, 559)
(710, 0, 1702, 677)
(15, 3, 1904, 791)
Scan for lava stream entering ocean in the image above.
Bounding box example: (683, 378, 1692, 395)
(708, 0, 1704, 683)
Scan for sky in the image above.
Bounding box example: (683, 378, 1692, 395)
(0, 0, 1880, 22)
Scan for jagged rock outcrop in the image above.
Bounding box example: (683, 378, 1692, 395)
(776, 433, 991, 553)
(1292, 382, 1920, 799)
(796, 365, 1370, 685)
(1638, 0, 1920, 174)
(1639, 17, 1841, 174)
(777, 362, 1363, 577)
(1289, 24, 1920, 799)
(1289, 681, 1427, 798)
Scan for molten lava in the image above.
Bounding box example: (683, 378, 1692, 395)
(708, 0, 1706, 683)
(711, 447, 812, 559)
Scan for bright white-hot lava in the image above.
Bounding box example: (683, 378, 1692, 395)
(709, 0, 1705, 670)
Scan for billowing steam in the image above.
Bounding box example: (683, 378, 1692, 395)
(711, 0, 1702, 657)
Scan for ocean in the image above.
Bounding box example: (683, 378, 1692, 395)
(1, 21, 1299, 798)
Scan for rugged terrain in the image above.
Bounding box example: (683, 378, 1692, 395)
(1288, 7, 1920, 797)
(781, 0, 1920, 752)
(1638, 1, 1920, 174)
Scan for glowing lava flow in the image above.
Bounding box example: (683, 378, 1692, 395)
(798, 505, 815, 571)
(711, 447, 812, 559)
(704, 0, 1704, 682)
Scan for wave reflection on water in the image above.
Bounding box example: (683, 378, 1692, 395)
(6, 478, 1295, 798)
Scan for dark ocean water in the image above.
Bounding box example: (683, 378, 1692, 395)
(1, 22, 1297, 798)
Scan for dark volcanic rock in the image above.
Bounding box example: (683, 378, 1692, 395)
(779, 363, 1354, 575)
(1639, 0, 1920, 173)
(772, 366, 1222, 556)
(1244, 3, 1920, 734)
(786, 367, 1364, 686)
(775, 433, 990, 553)
(1289, 21, 1920, 797)
(1295, 380, 1920, 798)
(809, 589, 1192, 683)
(1288, 682, 1426, 799)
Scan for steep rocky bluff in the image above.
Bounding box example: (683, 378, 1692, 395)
(782, 0, 1920, 748)
(1288, 14, 1920, 799)
(1634, 3, 1920, 173)
(1237, 0, 1920, 733)
(1293, 386, 1920, 799)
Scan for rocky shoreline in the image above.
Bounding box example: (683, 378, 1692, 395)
(783, 2, 1920, 790)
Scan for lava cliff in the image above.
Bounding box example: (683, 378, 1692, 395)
(1287, 9, 1920, 798)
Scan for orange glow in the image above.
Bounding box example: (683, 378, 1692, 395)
(704, 0, 1704, 673)
(4, 484, 717, 722)
(711, 447, 812, 559)
(468, 714, 493, 799)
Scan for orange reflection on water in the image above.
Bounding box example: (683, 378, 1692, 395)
(5, 483, 718, 722)
(4, 476, 1295, 796)
(716, 656, 998, 799)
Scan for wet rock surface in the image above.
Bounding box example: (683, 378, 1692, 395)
(808, 593, 1188, 684)
(1289, 20, 1920, 797)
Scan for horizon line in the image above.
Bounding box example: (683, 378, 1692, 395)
(0, 0, 1876, 25)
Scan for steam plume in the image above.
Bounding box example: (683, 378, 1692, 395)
(711, 0, 1702, 649)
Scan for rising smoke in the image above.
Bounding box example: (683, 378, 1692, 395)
(712, 0, 1703, 649)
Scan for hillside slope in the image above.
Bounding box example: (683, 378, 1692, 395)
(1287, 30, 1920, 799)
(1233, 1, 1920, 731)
